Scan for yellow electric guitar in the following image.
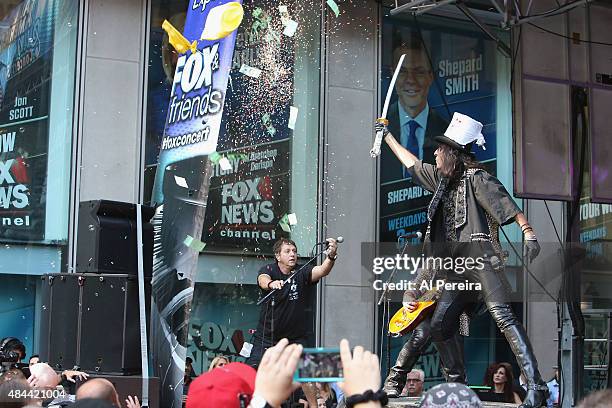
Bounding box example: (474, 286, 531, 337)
(388, 289, 438, 336)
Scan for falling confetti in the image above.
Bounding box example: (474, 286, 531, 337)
(282, 20, 298, 37)
(326, 0, 340, 17)
(184, 235, 206, 252)
(288, 106, 298, 129)
(278, 213, 291, 232)
(262, 113, 276, 136)
(264, 28, 281, 44)
(219, 157, 232, 171)
(209, 152, 221, 163)
(279, 5, 290, 26)
(252, 7, 263, 20)
(287, 213, 297, 225)
(250, 8, 272, 41)
(239, 64, 262, 78)
(174, 175, 188, 188)
(230, 153, 248, 161)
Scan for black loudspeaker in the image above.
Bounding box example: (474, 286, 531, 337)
(39, 273, 150, 375)
(76, 200, 155, 275)
(39, 274, 80, 371)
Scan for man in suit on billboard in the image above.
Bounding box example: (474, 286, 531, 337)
(381, 36, 448, 183)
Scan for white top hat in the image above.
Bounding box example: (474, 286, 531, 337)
(435, 112, 486, 152)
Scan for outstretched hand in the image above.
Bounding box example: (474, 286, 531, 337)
(253, 338, 303, 408)
(62, 370, 89, 383)
(338, 339, 381, 398)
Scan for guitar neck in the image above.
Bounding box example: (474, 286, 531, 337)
(418, 289, 439, 302)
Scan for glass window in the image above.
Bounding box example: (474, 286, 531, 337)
(577, 87, 612, 394)
(146, 0, 322, 375)
(0, 0, 78, 359)
(378, 10, 517, 387)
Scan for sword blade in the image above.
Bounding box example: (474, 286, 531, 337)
(381, 53, 405, 119)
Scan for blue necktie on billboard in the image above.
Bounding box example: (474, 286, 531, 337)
(404, 120, 420, 178)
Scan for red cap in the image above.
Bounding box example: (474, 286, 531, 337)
(186, 362, 256, 408)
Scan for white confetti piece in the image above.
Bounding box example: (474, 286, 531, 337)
(282, 20, 298, 37)
(174, 175, 188, 188)
(287, 213, 298, 225)
(219, 157, 232, 171)
(288, 106, 298, 129)
(239, 64, 262, 78)
(278, 5, 290, 26)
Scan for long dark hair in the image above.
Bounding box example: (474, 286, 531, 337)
(484, 362, 515, 403)
(437, 143, 484, 180)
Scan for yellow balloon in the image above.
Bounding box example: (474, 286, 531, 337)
(201, 2, 244, 41)
(162, 19, 197, 54)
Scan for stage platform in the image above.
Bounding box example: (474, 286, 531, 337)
(387, 397, 517, 407)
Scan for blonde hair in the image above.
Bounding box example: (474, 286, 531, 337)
(208, 355, 230, 371)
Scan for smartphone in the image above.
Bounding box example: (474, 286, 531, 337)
(294, 347, 343, 383)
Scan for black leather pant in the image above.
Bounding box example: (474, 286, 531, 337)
(430, 264, 522, 340)
(430, 264, 547, 405)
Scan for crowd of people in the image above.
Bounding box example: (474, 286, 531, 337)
(1, 104, 611, 407)
(183, 341, 612, 408)
(3, 336, 612, 408)
(0, 337, 141, 408)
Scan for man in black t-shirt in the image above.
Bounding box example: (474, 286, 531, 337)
(246, 237, 339, 369)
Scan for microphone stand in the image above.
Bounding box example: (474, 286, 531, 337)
(377, 234, 421, 306)
(377, 235, 414, 377)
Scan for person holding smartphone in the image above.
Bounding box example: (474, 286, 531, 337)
(249, 338, 387, 408)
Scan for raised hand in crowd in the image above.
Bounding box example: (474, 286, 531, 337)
(62, 369, 89, 383)
(251, 338, 303, 408)
(125, 395, 141, 408)
(28, 362, 62, 388)
(339, 339, 384, 408)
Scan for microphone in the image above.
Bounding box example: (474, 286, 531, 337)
(321, 237, 343, 257)
(397, 232, 422, 240)
(316, 236, 344, 246)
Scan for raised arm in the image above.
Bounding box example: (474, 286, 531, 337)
(311, 238, 338, 282)
(378, 122, 419, 170)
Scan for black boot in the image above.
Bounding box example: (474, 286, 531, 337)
(383, 341, 422, 397)
(502, 325, 549, 408)
(383, 330, 430, 397)
(433, 333, 467, 384)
